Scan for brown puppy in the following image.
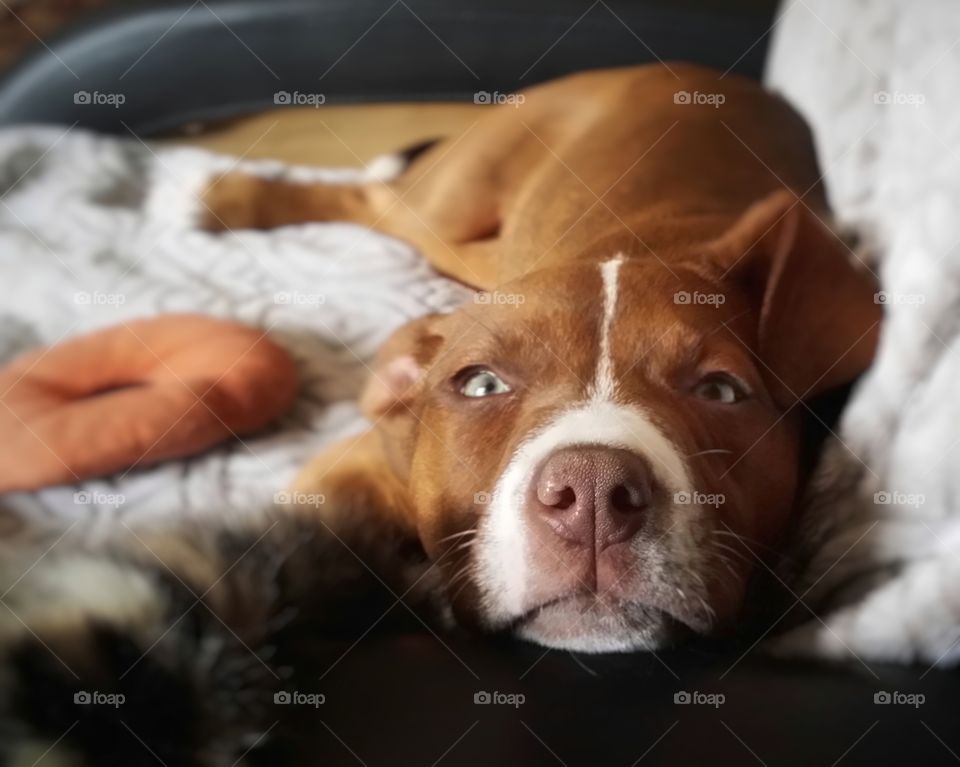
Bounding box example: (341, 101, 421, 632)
(203, 64, 881, 652)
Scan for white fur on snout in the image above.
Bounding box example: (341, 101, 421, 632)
(473, 399, 694, 626)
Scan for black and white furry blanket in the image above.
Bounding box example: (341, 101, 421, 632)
(0, 511, 448, 766)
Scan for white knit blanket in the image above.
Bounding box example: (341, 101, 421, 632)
(765, 0, 960, 667)
(0, 130, 467, 536)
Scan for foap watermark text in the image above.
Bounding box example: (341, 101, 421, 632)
(474, 91, 525, 107)
(674, 290, 725, 307)
(74, 491, 125, 509)
(874, 690, 924, 708)
(674, 90, 725, 108)
(874, 491, 924, 509)
(75, 691, 125, 708)
(274, 91, 326, 108)
(274, 691, 325, 707)
(874, 90, 925, 108)
(274, 490, 326, 508)
(75, 291, 125, 307)
(275, 290, 326, 306)
(474, 690, 525, 708)
(475, 290, 525, 306)
(874, 291, 925, 306)
(74, 91, 126, 108)
(674, 690, 725, 708)
(674, 490, 724, 509)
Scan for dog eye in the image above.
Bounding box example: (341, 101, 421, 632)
(693, 373, 747, 404)
(457, 368, 512, 398)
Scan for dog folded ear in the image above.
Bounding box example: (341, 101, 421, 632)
(360, 313, 445, 422)
(360, 314, 447, 481)
(713, 190, 882, 407)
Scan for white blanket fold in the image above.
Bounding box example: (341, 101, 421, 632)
(766, 0, 960, 667)
(0, 130, 467, 530)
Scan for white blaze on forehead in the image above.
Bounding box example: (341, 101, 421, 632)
(591, 254, 625, 401)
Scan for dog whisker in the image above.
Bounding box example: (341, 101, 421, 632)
(448, 561, 478, 602)
(435, 528, 478, 546)
(685, 448, 734, 459)
(713, 527, 796, 569)
(695, 593, 716, 624)
(447, 571, 473, 591)
(713, 527, 778, 556)
(712, 540, 749, 564)
(711, 547, 743, 579)
(447, 539, 478, 556)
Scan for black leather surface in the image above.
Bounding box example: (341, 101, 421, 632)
(0, 0, 777, 134)
(260, 635, 960, 766)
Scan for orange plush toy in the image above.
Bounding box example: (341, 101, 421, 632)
(0, 314, 298, 492)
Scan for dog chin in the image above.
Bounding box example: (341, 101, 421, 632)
(511, 595, 690, 653)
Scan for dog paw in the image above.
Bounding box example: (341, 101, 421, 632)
(199, 172, 265, 232)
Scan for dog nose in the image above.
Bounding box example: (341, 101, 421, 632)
(531, 447, 652, 548)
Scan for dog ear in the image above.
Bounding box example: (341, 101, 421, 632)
(359, 314, 447, 481)
(713, 190, 882, 407)
(360, 314, 445, 421)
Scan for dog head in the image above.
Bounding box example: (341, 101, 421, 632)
(360, 191, 881, 652)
